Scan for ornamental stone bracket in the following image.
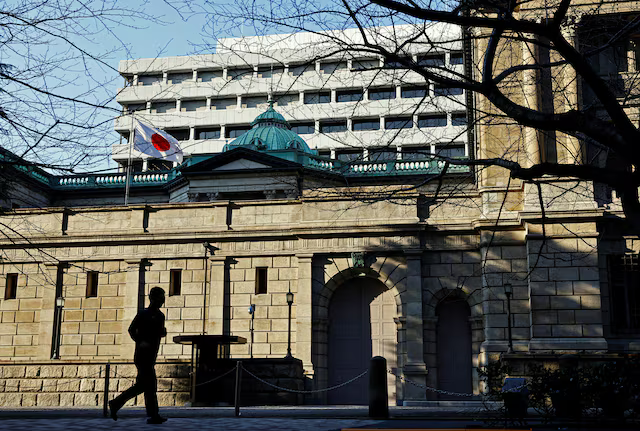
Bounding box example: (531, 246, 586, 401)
(264, 189, 277, 200)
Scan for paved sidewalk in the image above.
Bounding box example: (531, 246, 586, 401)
(0, 406, 489, 430)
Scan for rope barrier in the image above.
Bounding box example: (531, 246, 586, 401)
(387, 368, 527, 397)
(241, 364, 368, 394)
(194, 364, 238, 387)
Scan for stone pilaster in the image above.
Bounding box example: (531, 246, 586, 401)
(208, 256, 228, 335)
(120, 259, 146, 360)
(402, 252, 427, 404)
(37, 263, 62, 360)
(295, 254, 313, 373)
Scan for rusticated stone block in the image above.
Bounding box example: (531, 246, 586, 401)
(74, 393, 98, 406)
(57, 378, 81, 392)
(60, 393, 75, 407)
(0, 393, 22, 406)
(19, 379, 42, 392)
(157, 392, 176, 406)
(3, 366, 26, 378)
(21, 393, 36, 406)
(172, 378, 190, 392)
(25, 366, 41, 378)
(175, 392, 190, 406)
(157, 378, 172, 392)
(77, 365, 101, 378)
(36, 393, 60, 406)
(62, 365, 78, 378)
(40, 366, 63, 378)
(79, 379, 95, 392)
(5, 380, 19, 392)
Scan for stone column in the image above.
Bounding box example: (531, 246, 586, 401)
(208, 256, 228, 335)
(120, 259, 146, 360)
(402, 252, 427, 404)
(295, 254, 313, 373)
(522, 35, 541, 168)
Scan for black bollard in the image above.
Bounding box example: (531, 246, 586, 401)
(369, 356, 389, 419)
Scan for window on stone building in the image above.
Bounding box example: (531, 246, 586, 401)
(150, 101, 176, 114)
(165, 129, 190, 141)
(86, 271, 99, 298)
(368, 88, 396, 101)
(385, 116, 413, 130)
(450, 52, 464, 65)
(417, 53, 445, 67)
(198, 70, 223, 82)
(257, 66, 284, 79)
(196, 127, 221, 140)
(290, 122, 315, 135)
(352, 118, 380, 131)
(320, 61, 347, 74)
(138, 74, 162, 86)
(384, 56, 412, 69)
(435, 144, 466, 158)
(352, 58, 379, 71)
(336, 89, 364, 103)
(181, 99, 207, 112)
(289, 63, 314, 76)
(608, 254, 640, 334)
(401, 86, 428, 99)
(226, 125, 251, 138)
(4, 273, 17, 300)
(433, 85, 463, 96)
(255, 267, 268, 295)
(228, 68, 253, 81)
(170, 269, 182, 296)
(452, 112, 468, 126)
(304, 92, 331, 105)
(418, 114, 447, 128)
(320, 120, 347, 134)
(167, 72, 192, 85)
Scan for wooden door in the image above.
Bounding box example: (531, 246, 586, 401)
(327, 278, 396, 404)
(436, 299, 472, 400)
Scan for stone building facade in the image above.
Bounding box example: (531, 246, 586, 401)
(1, 1, 640, 408)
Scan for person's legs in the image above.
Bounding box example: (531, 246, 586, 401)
(138, 364, 159, 418)
(109, 366, 145, 420)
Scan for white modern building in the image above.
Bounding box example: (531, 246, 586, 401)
(113, 24, 469, 171)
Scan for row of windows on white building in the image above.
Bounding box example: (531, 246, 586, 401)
(123, 52, 465, 86)
(123, 84, 464, 114)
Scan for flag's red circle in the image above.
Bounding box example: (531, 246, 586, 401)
(151, 133, 171, 151)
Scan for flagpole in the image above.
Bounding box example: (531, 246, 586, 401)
(124, 112, 134, 206)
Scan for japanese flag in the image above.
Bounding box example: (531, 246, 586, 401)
(133, 120, 184, 163)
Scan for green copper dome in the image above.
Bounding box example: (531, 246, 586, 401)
(224, 102, 316, 154)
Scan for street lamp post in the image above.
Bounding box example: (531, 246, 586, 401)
(504, 282, 513, 353)
(248, 304, 255, 359)
(285, 288, 294, 359)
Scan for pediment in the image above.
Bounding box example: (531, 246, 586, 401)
(180, 147, 302, 175)
(212, 159, 271, 171)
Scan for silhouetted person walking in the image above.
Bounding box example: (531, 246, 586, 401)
(110, 286, 167, 424)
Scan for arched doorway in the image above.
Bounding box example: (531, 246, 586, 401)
(436, 298, 472, 399)
(327, 277, 397, 404)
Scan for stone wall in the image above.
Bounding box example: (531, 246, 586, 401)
(0, 362, 190, 407)
(228, 256, 298, 358)
(59, 261, 127, 359)
(0, 263, 46, 360)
